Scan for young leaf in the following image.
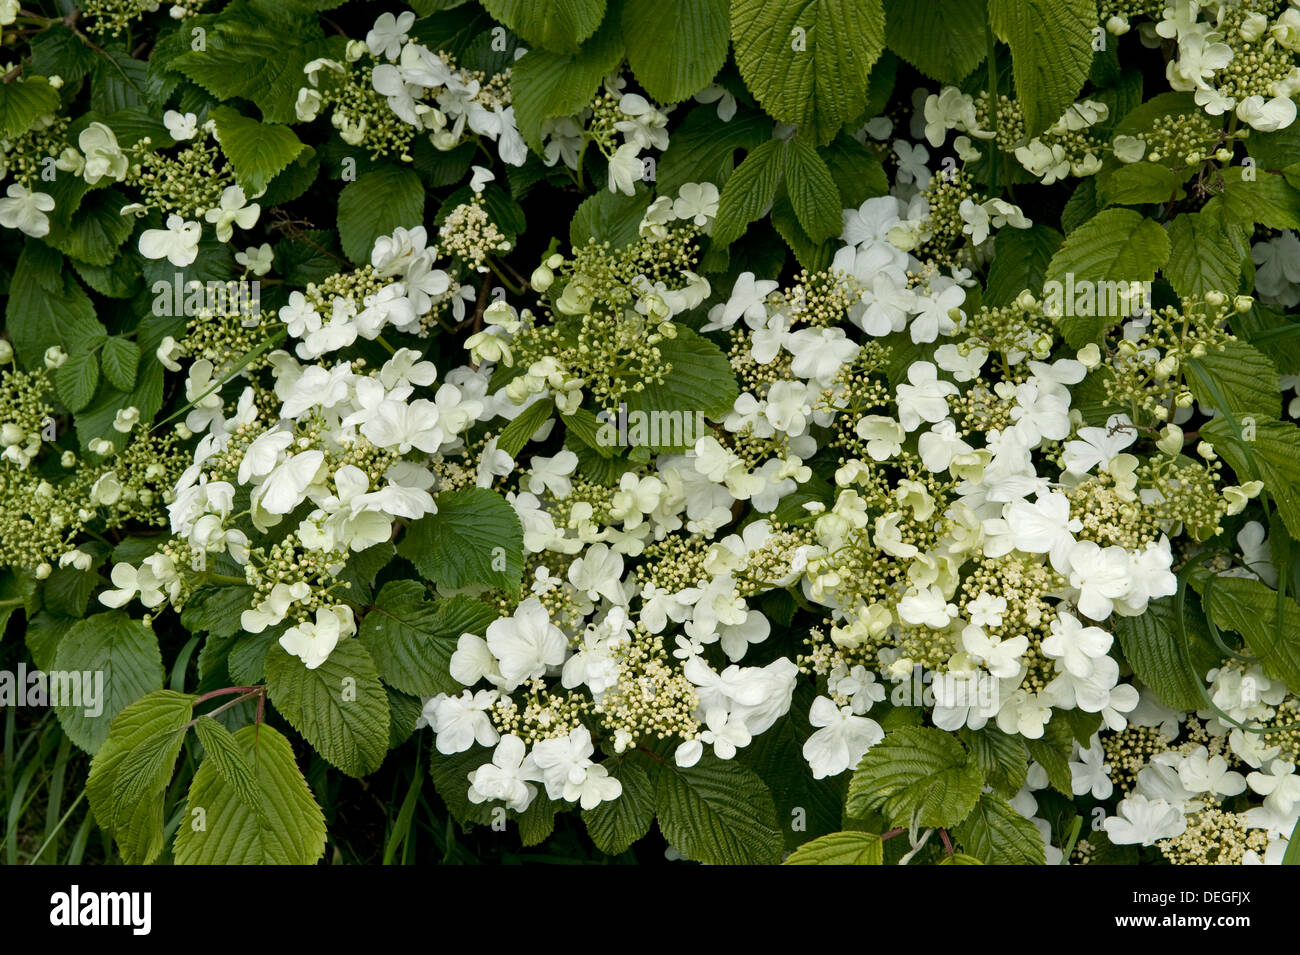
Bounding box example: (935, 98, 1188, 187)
(846, 727, 984, 829)
(783, 830, 883, 865)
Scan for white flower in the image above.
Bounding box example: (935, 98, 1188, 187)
(203, 185, 260, 243)
(1043, 612, 1112, 678)
(961, 625, 1028, 678)
(139, 214, 202, 267)
(278, 606, 356, 669)
(0, 183, 55, 238)
(1248, 760, 1300, 815)
(607, 142, 643, 196)
(1067, 539, 1133, 620)
(78, 122, 128, 185)
(163, 110, 198, 140)
(895, 361, 957, 431)
(1104, 794, 1185, 846)
(1071, 737, 1114, 798)
(366, 10, 415, 59)
(1236, 94, 1297, 132)
(673, 182, 720, 227)
(425, 690, 500, 754)
(1004, 491, 1082, 573)
(466, 735, 538, 812)
(235, 243, 274, 275)
(802, 696, 884, 779)
(485, 598, 567, 690)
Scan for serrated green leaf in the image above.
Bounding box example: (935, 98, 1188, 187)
(623, 0, 729, 103)
(712, 137, 788, 248)
(882, 0, 987, 84)
(985, 224, 1062, 307)
(359, 581, 498, 697)
(1184, 341, 1280, 421)
(1044, 208, 1170, 347)
(46, 188, 135, 267)
(1025, 720, 1073, 796)
(100, 337, 140, 392)
(657, 105, 772, 197)
(336, 166, 425, 266)
(1114, 594, 1218, 711)
(1164, 210, 1248, 301)
(570, 184, 652, 251)
(846, 727, 984, 829)
(52, 612, 165, 754)
(785, 138, 841, 242)
(86, 689, 195, 865)
(211, 106, 306, 196)
(192, 715, 265, 820)
(583, 758, 656, 855)
(988, 0, 1097, 135)
(482, 0, 606, 53)
(496, 398, 555, 457)
(731, 0, 886, 144)
(174, 724, 326, 864)
(655, 753, 784, 864)
(265, 640, 390, 777)
(1217, 169, 1300, 230)
(960, 726, 1028, 798)
(1097, 162, 1178, 207)
(1202, 414, 1300, 538)
(955, 792, 1046, 865)
(0, 77, 59, 139)
(622, 326, 739, 438)
(784, 830, 883, 864)
(54, 350, 99, 412)
(1201, 575, 1300, 688)
(398, 487, 524, 592)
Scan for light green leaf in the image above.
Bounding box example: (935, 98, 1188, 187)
(86, 689, 195, 865)
(846, 727, 984, 829)
(495, 398, 556, 457)
(1097, 162, 1178, 207)
(1216, 169, 1300, 230)
(1163, 210, 1248, 301)
(265, 640, 391, 777)
(783, 830, 883, 865)
(988, 0, 1097, 135)
(52, 612, 165, 754)
(655, 753, 784, 865)
(192, 715, 265, 820)
(211, 106, 306, 196)
(0, 77, 60, 139)
(882, 0, 987, 84)
(398, 487, 525, 592)
(623, 326, 739, 440)
(623, 0, 729, 103)
(174, 724, 326, 864)
(337, 166, 425, 265)
(731, 0, 886, 144)
(712, 137, 788, 247)
(570, 184, 653, 251)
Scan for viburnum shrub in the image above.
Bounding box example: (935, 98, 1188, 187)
(1, 0, 1300, 868)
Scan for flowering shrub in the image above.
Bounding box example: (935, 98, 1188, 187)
(2, 0, 1300, 867)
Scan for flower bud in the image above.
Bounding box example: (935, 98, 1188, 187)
(1076, 343, 1101, 368)
(44, 346, 68, 369)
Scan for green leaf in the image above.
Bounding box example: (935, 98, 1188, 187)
(985, 224, 1062, 307)
(784, 138, 842, 242)
(173, 724, 327, 864)
(265, 640, 391, 777)
(52, 612, 165, 754)
(428, 744, 497, 826)
(359, 581, 498, 697)
(1202, 414, 1300, 538)
(86, 689, 195, 865)
(988, 0, 1097, 135)
(655, 753, 784, 864)
(1025, 720, 1073, 796)
(1184, 341, 1280, 421)
(784, 830, 883, 864)
(0, 77, 59, 139)
(582, 758, 656, 855)
(100, 337, 141, 392)
(481, 0, 607, 53)
(211, 106, 306, 196)
(398, 487, 524, 593)
(496, 398, 556, 457)
(1097, 162, 1178, 207)
(623, 0, 729, 103)
(570, 184, 653, 251)
(170, 0, 328, 123)
(54, 350, 99, 413)
(192, 716, 265, 820)
(960, 726, 1028, 798)
(1216, 170, 1300, 230)
(846, 727, 984, 829)
(657, 105, 772, 196)
(622, 326, 739, 441)
(1163, 210, 1248, 301)
(819, 134, 889, 209)
(712, 137, 788, 248)
(938, 852, 985, 864)
(955, 792, 1046, 865)
(882, 0, 987, 84)
(1114, 595, 1218, 711)
(337, 166, 426, 266)
(1043, 208, 1170, 347)
(46, 188, 135, 267)
(731, 0, 886, 144)
(29, 25, 98, 85)
(1201, 576, 1300, 688)
(510, 14, 624, 153)
(6, 243, 103, 369)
